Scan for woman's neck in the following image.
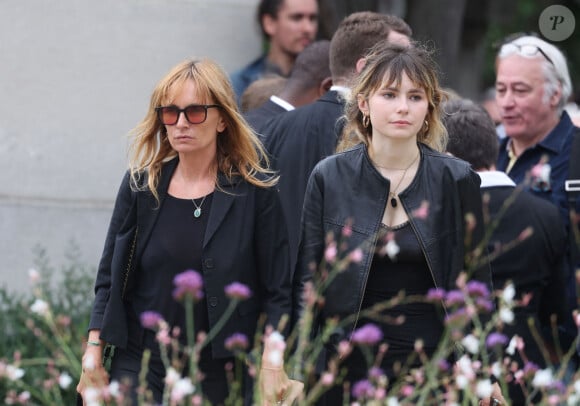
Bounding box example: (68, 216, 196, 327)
(170, 152, 217, 199)
(369, 139, 420, 169)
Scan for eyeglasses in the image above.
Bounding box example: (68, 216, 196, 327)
(155, 104, 221, 125)
(499, 43, 554, 66)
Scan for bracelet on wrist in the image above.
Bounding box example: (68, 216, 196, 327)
(87, 340, 101, 347)
(261, 366, 283, 371)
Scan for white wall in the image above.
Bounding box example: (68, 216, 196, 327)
(0, 0, 261, 292)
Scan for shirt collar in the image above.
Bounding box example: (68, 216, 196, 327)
(504, 111, 575, 156)
(477, 171, 516, 188)
(269, 95, 294, 111)
(330, 85, 350, 97)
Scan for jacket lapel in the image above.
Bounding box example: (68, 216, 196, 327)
(203, 173, 239, 248)
(135, 158, 179, 259)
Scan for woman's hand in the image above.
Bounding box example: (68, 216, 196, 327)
(259, 368, 304, 406)
(76, 337, 109, 404)
(259, 330, 304, 405)
(478, 382, 505, 406)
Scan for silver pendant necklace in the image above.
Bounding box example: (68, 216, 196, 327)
(191, 195, 207, 218)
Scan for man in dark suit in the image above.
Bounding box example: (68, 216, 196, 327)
(444, 98, 568, 405)
(243, 39, 332, 134)
(261, 12, 412, 272)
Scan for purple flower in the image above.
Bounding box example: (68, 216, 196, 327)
(224, 333, 249, 351)
(523, 361, 540, 376)
(368, 366, 384, 380)
(437, 358, 450, 371)
(426, 287, 446, 302)
(352, 379, 375, 399)
(351, 323, 383, 346)
(466, 281, 490, 298)
(486, 332, 509, 348)
(445, 290, 465, 306)
(476, 298, 493, 313)
(140, 311, 164, 329)
(444, 308, 469, 326)
(173, 270, 204, 301)
(224, 282, 252, 300)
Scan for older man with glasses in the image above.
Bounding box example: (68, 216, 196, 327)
(494, 33, 580, 369)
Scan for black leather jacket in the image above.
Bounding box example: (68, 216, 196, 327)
(293, 143, 492, 340)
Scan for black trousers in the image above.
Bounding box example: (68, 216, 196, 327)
(110, 326, 253, 405)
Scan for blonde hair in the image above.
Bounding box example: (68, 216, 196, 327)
(338, 43, 448, 152)
(128, 58, 277, 201)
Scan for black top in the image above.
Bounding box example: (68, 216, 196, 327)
(133, 193, 213, 341)
(359, 222, 443, 376)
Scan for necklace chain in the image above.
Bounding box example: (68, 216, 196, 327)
(191, 195, 207, 218)
(373, 151, 420, 208)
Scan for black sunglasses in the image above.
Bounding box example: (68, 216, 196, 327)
(156, 104, 221, 125)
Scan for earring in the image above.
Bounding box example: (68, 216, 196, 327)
(362, 115, 370, 128)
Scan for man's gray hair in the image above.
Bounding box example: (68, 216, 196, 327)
(498, 35, 572, 114)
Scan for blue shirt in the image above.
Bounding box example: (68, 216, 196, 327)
(497, 111, 579, 227)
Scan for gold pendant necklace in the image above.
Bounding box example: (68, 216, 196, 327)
(377, 152, 421, 208)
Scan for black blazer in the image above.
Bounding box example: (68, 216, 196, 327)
(482, 185, 567, 349)
(244, 99, 287, 135)
(89, 158, 292, 358)
(262, 90, 345, 271)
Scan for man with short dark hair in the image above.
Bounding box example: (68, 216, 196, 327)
(244, 39, 332, 133)
(230, 0, 318, 101)
(261, 11, 412, 281)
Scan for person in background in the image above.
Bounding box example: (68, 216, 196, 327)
(294, 43, 502, 405)
(444, 98, 568, 405)
(230, 0, 318, 102)
(494, 33, 579, 356)
(244, 39, 332, 134)
(76, 58, 291, 405)
(479, 87, 506, 139)
(240, 74, 287, 113)
(261, 11, 412, 279)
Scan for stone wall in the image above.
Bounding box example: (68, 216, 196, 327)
(0, 0, 261, 292)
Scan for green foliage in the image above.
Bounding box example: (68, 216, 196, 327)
(0, 243, 94, 405)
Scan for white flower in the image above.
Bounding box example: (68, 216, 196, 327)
(171, 377, 194, 403)
(108, 381, 121, 397)
(574, 379, 580, 394)
(58, 372, 72, 389)
(502, 283, 515, 305)
(532, 368, 553, 388)
(491, 362, 502, 378)
(385, 240, 400, 260)
(456, 374, 469, 389)
(6, 365, 25, 381)
(269, 331, 284, 344)
(17, 391, 30, 403)
(83, 354, 96, 371)
(461, 334, 480, 354)
(506, 335, 518, 355)
(456, 355, 474, 378)
(499, 308, 514, 324)
(475, 379, 493, 399)
(164, 367, 180, 386)
(568, 394, 580, 406)
(30, 299, 49, 316)
(267, 349, 283, 367)
(387, 397, 400, 406)
(83, 387, 101, 406)
(28, 268, 40, 284)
